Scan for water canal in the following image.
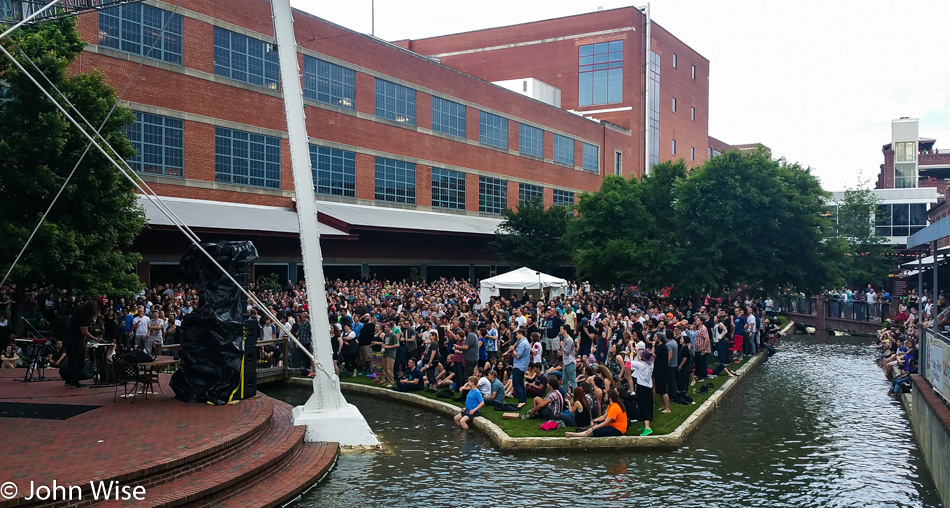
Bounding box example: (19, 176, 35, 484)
(265, 336, 942, 507)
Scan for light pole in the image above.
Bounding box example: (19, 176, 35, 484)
(537, 271, 543, 302)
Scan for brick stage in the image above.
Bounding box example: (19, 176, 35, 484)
(0, 369, 338, 507)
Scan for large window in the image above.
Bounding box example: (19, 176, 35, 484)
(125, 112, 183, 177)
(578, 40, 623, 106)
(214, 127, 281, 189)
(479, 176, 507, 214)
(374, 78, 415, 125)
(582, 142, 599, 173)
(213, 27, 279, 90)
(303, 56, 355, 109)
(553, 134, 574, 165)
(648, 51, 660, 168)
(552, 189, 575, 208)
(519, 123, 543, 158)
(518, 183, 543, 204)
(894, 141, 918, 188)
(310, 145, 355, 197)
(876, 203, 928, 237)
(374, 157, 416, 204)
(99, 3, 182, 65)
(479, 111, 508, 149)
(431, 168, 466, 210)
(432, 96, 466, 138)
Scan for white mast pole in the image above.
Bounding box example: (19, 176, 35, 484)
(270, 0, 378, 448)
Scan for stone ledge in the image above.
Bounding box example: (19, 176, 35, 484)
(290, 338, 772, 451)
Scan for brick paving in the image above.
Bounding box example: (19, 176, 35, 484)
(0, 369, 338, 507)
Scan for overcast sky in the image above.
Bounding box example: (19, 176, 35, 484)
(290, 0, 950, 191)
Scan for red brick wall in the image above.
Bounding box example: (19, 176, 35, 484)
(73, 0, 632, 213)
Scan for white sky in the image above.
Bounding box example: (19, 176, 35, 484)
(290, 0, 950, 191)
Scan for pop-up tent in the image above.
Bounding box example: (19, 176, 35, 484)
(479, 267, 568, 303)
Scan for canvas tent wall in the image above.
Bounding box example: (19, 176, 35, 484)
(478, 267, 568, 303)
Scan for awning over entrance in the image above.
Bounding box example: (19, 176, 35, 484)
(138, 196, 349, 237)
(313, 200, 502, 235)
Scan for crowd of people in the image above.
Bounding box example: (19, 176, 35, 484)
(247, 277, 780, 437)
(873, 291, 946, 397)
(1, 277, 783, 438)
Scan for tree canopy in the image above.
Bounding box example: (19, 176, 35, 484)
(502, 152, 842, 297)
(491, 198, 572, 275)
(833, 182, 894, 289)
(0, 18, 145, 303)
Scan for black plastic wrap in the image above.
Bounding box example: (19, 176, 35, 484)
(170, 241, 258, 404)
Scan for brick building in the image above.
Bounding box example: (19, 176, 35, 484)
(69, 1, 724, 284)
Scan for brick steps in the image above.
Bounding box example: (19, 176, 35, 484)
(209, 442, 339, 508)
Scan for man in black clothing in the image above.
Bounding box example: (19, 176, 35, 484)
(357, 314, 375, 373)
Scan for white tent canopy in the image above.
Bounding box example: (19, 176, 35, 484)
(479, 267, 568, 303)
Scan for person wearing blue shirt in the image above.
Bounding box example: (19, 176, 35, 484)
(508, 329, 531, 408)
(453, 376, 484, 430)
(478, 328, 488, 364)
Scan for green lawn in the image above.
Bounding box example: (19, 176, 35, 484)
(341, 356, 752, 438)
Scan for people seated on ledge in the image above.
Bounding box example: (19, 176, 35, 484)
(396, 358, 424, 392)
(453, 376, 484, 430)
(566, 388, 627, 437)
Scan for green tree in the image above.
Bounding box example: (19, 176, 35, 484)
(568, 161, 687, 291)
(675, 151, 839, 296)
(491, 198, 572, 275)
(834, 182, 894, 289)
(0, 18, 145, 324)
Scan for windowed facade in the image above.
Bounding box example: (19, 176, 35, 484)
(479, 176, 507, 214)
(672, 139, 677, 155)
(578, 40, 623, 106)
(552, 189, 575, 208)
(690, 147, 695, 161)
(374, 157, 416, 204)
(582, 142, 599, 173)
(303, 56, 355, 109)
(614, 150, 622, 176)
(125, 112, 183, 177)
(214, 127, 281, 189)
(691, 107, 695, 121)
(518, 183, 543, 204)
(431, 168, 466, 210)
(876, 203, 928, 237)
(213, 27, 279, 90)
(691, 65, 696, 79)
(309, 145, 355, 197)
(553, 134, 574, 165)
(479, 111, 508, 149)
(648, 51, 660, 168)
(672, 97, 677, 112)
(374, 78, 416, 125)
(672, 53, 678, 68)
(519, 123, 543, 158)
(432, 96, 466, 138)
(894, 141, 917, 188)
(99, 3, 182, 65)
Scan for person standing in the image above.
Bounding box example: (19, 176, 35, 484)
(296, 312, 313, 376)
(132, 307, 149, 351)
(560, 325, 577, 391)
(378, 322, 399, 388)
(693, 315, 710, 382)
(65, 301, 102, 388)
(509, 329, 530, 408)
(456, 322, 479, 379)
(147, 310, 164, 357)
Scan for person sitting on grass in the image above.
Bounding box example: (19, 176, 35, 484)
(566, 388, 627, 438)
(486, 370, 506, 407)
(396, 358, 425, 392)
(435, 357, 457, 390)
(560, 386, 592, 428)
(528, 377, 564, 420)
(525, 363, 547, 398)
(453, 376, 484, 430)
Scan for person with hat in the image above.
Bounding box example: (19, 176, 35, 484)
(630, 348, 655, 436)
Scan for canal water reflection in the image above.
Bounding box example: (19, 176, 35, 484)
(266, 336, 942, 507)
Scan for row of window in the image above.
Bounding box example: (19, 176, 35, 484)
(670, 52, 698, 81)
(124, 113, 575, 213)
(669, 97, 696, 121)
(98, 7, 601, 174)
(670, 140, 697, 161)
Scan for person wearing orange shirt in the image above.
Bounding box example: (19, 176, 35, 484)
(565, 387, 626, 437)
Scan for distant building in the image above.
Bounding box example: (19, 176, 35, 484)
(825, 188, 939, 246)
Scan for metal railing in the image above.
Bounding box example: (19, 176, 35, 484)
(826, 300, 890, 323)
(782, 295, 817, 315)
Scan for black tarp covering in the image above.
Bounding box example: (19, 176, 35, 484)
(170, 241, 258, 404)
